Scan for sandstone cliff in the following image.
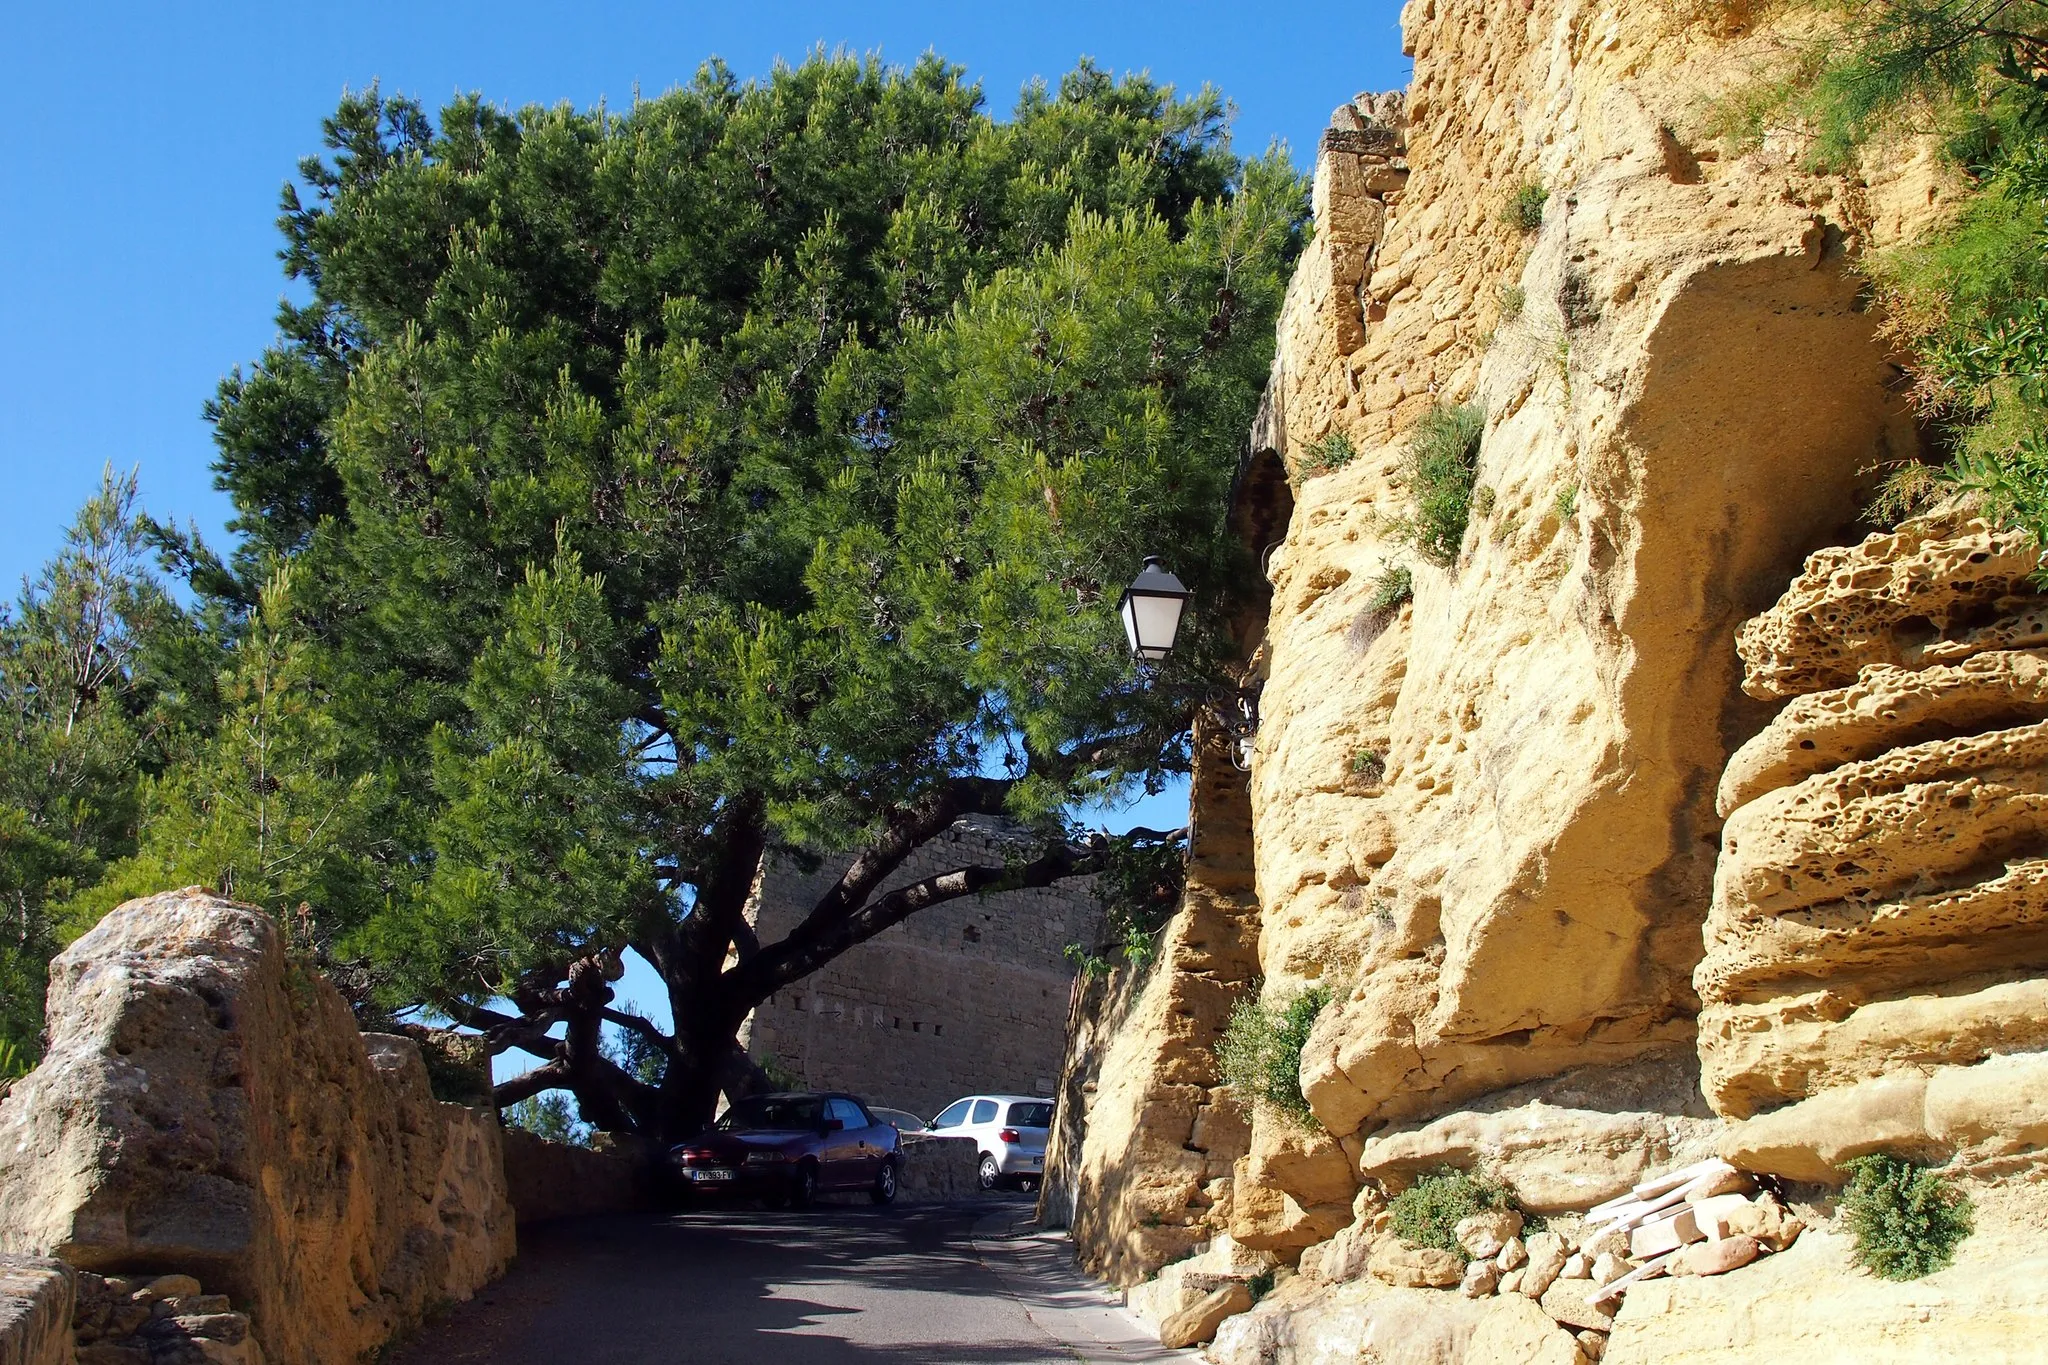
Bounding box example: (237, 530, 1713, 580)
(0, 890, 515, 1365)
(1053, 0, 2048, 1353)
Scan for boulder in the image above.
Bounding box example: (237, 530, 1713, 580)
(1542, 1276, 1618, 1332)
(1466, 1293, 1591, 1365)
(0, 890, 513, 1365)
(1456, 1209, 1524, 1259)
(1157, 1282, 1253, 1349)
(1370, 1241, 1465, 1288)
(0, 1256, 75, 1365)
(1461, 1259, 1500, 1298)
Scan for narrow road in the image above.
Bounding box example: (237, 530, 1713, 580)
(385, 1196, 1168, 1365)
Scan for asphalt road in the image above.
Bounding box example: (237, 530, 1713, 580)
(384, 1195, 1109, 1365)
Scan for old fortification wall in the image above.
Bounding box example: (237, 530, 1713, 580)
(739, 816, 1102, 1118)
(1062, 0, 2048, 1356)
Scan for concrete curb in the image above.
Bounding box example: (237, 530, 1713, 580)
(971, 1208, 1204, 1363)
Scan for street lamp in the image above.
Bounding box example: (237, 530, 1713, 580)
(1120, 556, 1191, 661)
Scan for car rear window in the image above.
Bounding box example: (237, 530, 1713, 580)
(1006, 1102, 1053, 1128)
(970, 1098, 998, 1124)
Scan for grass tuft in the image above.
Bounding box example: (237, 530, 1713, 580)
(1299, 431, 1358, 475)
(1839, 1154, 1974, 1280)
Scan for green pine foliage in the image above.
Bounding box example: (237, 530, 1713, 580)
(1386, 1168, 1516, 1258)
(1217, 985, 1331, 1123)
(1400, 403, 1486, 565)
(1838, 1154, 1975, 1280)
(46, 54, 1305, 1140)
(0, 470, 199, 1064)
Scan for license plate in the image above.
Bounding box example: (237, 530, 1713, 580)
(688, 1168, 736, 1182)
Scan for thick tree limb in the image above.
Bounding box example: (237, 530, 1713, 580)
(494, 1060, 570, 1108)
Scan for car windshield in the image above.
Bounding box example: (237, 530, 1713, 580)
(1007, 1101, 1053, 1128)
(715, 1096, 822, 1131)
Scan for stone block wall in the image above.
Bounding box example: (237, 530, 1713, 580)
(0, 1257, 73, 1365)
(500, 1129, 662, 1224)
(739, 816, 1104, 1118)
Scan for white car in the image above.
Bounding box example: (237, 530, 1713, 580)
(929, 1094, 1054, 1190)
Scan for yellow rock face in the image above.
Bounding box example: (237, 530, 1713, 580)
(1253, 0, 1934, 1181)
(1700, 513, 2048, 1122)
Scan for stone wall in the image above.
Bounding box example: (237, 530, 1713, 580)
(0, 1257, 73, 1365)
(1039, 727, 1263, 1287)
(739, 816, 1103, 1118)
(500, 1129, 662, 1224)
(0, 890, 515, 1365)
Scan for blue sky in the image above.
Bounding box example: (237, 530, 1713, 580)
(2, 2, 1409, 1071)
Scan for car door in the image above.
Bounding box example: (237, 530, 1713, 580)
(839, 1099, 887, 1183)
(931, 1099, 971, 1132)
(967, 1097, 999, 1154)
(822, 1098, 869, 1187)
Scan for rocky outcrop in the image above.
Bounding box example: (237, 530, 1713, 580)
(0, 890, 514, 1365)
(0, 1257, 74, 1365)
(1698, 514, 2048, 1144)
(1040, 730, 1262, 1286)
(1252, 0, 1944, 1214)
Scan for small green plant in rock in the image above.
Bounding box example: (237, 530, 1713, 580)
(1554, 483, 1578, 521)
(1217, 985, 1332, 1124)
(1400, 403, 1485, 566)
(1370, 899, 1396, 932)
(1473, 485, 1497, 518)
(1497, 284, 1526, 322)
(1363, 563, 1414, 615)
(1350, 749, 1387, 781)
(1246, 1269, 1277, 1302)
(1839, 1154, 1975, 1280)
(1386, 1167, 1516, 1258)
(1300, 431, 1359, 474)
(1504, 180, 1549, 232)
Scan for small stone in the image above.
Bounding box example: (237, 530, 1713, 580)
(1460, 1259, 1500, 1298)
(1540, 1277, 1617, 1332)
(175, 1313, 251, 1345)
(1691, 1192, 1758, 1240)
(1723, 1195, 1804, 1252)
(1579, 1224, 1629, 1261)
(1591, 1252, 1633, 1286)
(1676, 1234, 1761, 1278)
(133, 1275, 203, 1303)
(1561, 1252, 1591, 1280)
(1455, 1208, 1524, 1259)
(1496, 1234, 1528, 1271)
(1157, 1282, 1252, 1349)
(1630, 1206, 1703, 1260)
(1520, 1231, 1570, 1299)
(1684, 1168, 1757, 1202)
(1498, 1269, 1525, 1295)
(1370, 1240, 1466, 1288)
(1578, 1328, 1609, 1361)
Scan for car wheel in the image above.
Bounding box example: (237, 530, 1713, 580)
(871, 1159, 898, 1206)
(978, 1153, 1001, 1192)
(790, 1162, 819, 1210)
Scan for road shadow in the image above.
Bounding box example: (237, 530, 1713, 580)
(384, 1196, 1070, 1365)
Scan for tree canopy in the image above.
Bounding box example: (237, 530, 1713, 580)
(39, 53, 1302, 1136)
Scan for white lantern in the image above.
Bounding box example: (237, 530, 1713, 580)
(1119, 557, 1191, 660)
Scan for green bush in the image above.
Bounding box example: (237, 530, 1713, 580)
(1839, 1154, 1974, 1280)
(1553, 483, 1578, 521)
(1217, 986, 1332, 1123)
(1350, 749, 1386, 781)
(1300, 431, 1359, 474)
(1387, 1168, 1515, 1258)
(1402, 404, 1485, 566)
(1503, 180, 1548, 232)
(1363, 563, 1414, 615)
(1497, 284, 1526, 322)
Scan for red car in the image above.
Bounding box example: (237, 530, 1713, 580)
(669, 1091, 902, 1208)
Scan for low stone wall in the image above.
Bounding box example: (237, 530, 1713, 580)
(500, 1129, 662, 1223)
(898, 1135, 980, 1202)
(0, 1257, 74, 1365)
(0, 890, 515, 1365)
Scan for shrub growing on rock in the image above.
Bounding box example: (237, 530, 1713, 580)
(1400, 403, 1485, 565)
(1386, 1168, 1516, 1258)
(1838, 1154, 1974, 1280)
(1503, 180, 1548, 232)
(1217, 985, 1331, 1123)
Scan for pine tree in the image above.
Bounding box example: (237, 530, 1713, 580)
(140, 54, 1303, 1140)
